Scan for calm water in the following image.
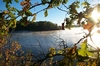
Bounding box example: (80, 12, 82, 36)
(8, 27, 100, 65)
(9, 27, 85, 54)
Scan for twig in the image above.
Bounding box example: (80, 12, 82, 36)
(15, 2, 51, 19)
(57, 7, 68, 12)
(36, 39, 45, 55)
(33, 54, 63, 65)
(63, 4, 69, 9)
(29, 2, 50, 10)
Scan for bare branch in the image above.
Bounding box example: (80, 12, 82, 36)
(33, 54, 63, 65)
(29, 2, 50, 10)
(63, 4, 69, 9)
(57, 7, 68, 12)
(15, 2, 51, 19)
(36, 39, 46, 54)
(35, 7, 48, 15)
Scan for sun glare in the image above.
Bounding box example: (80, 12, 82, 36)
(91, 8, 100, 23)
(87, 8, 100, 49)
(87, 26, 100, 49)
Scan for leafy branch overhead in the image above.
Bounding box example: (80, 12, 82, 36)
(2, 0, 96, 28)
(2, 0, 69, 22)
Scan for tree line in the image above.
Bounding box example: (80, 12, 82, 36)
(10, 21, 61, 31)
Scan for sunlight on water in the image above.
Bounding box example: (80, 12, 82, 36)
(10, 27, 85, 53)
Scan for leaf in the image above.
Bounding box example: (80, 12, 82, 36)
(2, 25, 6, 30)
(25, 10, 32, 16)
(83, 22, 93, 31)
(62, 0, 68, 4)
(78, 40, 93, 57)
(78, 49, 87, 56)
(3, 0, 12, 4)
(80, 40, 87, 49)
(49, 47, 55, 52)
(81, 1, 90, 8)
(0, 54, 3, 58)
(70, 6, 78, 14)
(20, 1, 27, 6)
(12, 19, 16, 28)
(14, 0, 19, 3)
(33, 13, 36, 17)
(32, 16, 36, 22)
(44, 9, 48, 17)
(69, 1, 80, 14)
(86, 51, 93, 56)
(81, 2, 87, 6)
(20, 17, 28, 26)
(3, 10, 9, 14)
(58, 50, 63, 54)
(41, 0, 48, 4)
(31, 14, 36, 22)
(6, 4, 10, 8)
(49, 47, 56, 55)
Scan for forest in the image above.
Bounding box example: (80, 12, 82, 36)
(11, 21, 61, 31)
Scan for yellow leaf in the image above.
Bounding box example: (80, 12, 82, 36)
(32, 16, 36, 22)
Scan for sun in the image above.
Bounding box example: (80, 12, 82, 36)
(91, 8, 100, 23)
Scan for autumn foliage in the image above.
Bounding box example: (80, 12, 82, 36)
(1, 0, 100, 66)
(83, 22, 93, 31)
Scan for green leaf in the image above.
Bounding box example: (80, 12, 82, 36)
(11, 56, 15, 60)
(21, 22, 25, 26)
(0, 54, 3, 59)
(49, 54, 52, 56)
(50, 57, 53, 61)
(6, 4, 10, 8)
(11, 19, 16, 28)
(44, 9, 48, 17)
(81, 1, 90, 7)
(49, 47, 56, 55)
(25, 10, 32, 16)
(14, 0, 19, 3)
(42, 0, 48, 5)
(62, 0, 68, 4)
(58, 50, 63, 54)
(86, 51, 93, 56)
(2, 25, 6, 30)
(49, 47, 55, 52)
(78, 40, 93, 57)
(78, 49, 87, 56)
(20, 17, 28, 26)
(3, 0, 12, 4)
(81, 2, 87, 6)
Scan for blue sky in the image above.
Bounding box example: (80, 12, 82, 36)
(0, 0, 100, 25)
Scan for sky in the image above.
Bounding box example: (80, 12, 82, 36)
(0, 0, 100, 26)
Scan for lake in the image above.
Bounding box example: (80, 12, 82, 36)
(7, 27, 100, 65)
(9, 27, 85, 54)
